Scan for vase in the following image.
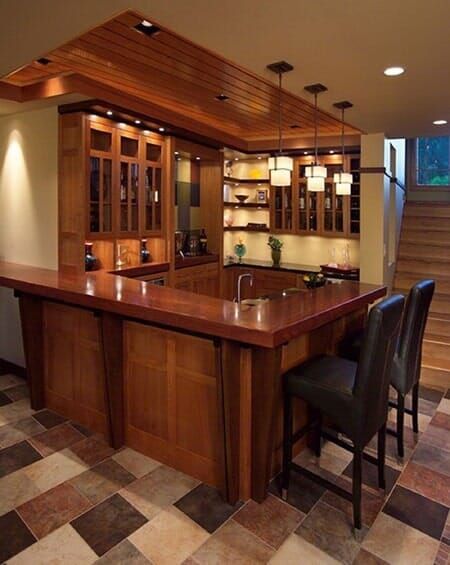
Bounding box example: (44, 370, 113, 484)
(271, 249, 281, 267)
(141, 238, 151, 263)
(234, 243, 246, 263)
(84, 242, 98, 271)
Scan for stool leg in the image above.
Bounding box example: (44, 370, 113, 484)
(352, 448, 362, 530)
(377, 423, 386, 490)
(397, 393, 405, 458)
(281, 394, 293, 500)
(412, 383, 419, 434)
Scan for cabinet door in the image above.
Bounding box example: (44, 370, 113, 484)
(119, 133, 140, 234)
(323, 182, 345, 236)
(88, 125, 114, 236)
(271, 186, 294, 232)
(142, 139, 163, 234)
(297, 182, 320, 234)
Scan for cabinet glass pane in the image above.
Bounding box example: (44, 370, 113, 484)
(91, 130, 111, 152)
(146, 143, 162, 162)
(120, 162, 128, 231)
(90, 157, 100, 202)
(102, 159, 112, 232)
(154, 168, 162, 230)
(90, 204, 99, 232)
(120, 137, 138, 158)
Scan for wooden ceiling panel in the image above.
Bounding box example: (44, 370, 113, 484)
(0, 9, 361, 148)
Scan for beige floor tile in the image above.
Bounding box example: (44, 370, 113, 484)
(129, 506, 208, 565)
(437, 398, 450, 415)
(112, 447, 161, 478)
(322, 440, 353, 464)
(269, 533, 340, 565)
(121, 465, 199, 520)
(0, 469, 41, 514)
(0, 373, 24, 390)
(23, 449, 88, 492)
(0, 398, 35, 425)
(294, 447, 349, 476)
(8, 523, 97, 564)
(192, 519, 274, 564)
(0, 416, 45, 449)
(362, 513, 440, 565)
(387, 409, 431, 431)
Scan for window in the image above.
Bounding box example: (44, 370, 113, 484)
(416, 136, 450, 186)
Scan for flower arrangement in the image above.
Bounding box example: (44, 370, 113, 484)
(267, 236, 283, 251)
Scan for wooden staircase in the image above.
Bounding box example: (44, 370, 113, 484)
(393, 201, 450, 390)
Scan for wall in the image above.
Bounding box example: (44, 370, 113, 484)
(0, 106, 58, 365)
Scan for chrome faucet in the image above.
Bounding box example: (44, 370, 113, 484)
(237, 273, 254, 303)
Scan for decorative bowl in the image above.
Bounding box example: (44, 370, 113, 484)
(303, 272, 326, 289)
(235, 194, 249, 203)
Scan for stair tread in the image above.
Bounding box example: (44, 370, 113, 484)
(422, 356, 450, 371)
(424, 333, 450, 344)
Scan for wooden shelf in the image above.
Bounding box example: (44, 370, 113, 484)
(224, 202, 269, 208)
(224, 226, 270, 232)
(224, 176, 270, 185)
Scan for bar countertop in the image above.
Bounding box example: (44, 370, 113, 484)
(0, 261, 386, 348)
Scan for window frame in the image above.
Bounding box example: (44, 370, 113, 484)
(407, 137, 450, 191)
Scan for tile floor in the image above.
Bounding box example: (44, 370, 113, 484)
(0, 371, 449, 564)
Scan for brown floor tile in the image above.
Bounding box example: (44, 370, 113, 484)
(321, 477, 385, 527)
(421, 423, 450, 452)
(175, 483, 243, 534)
(0, 510, 36, 562)
(71, 493, 147, 556)
(33, 409, 67, 429)
(434, 540, 449, 565)
(363, 512, 440, 564)
(233, 494, 304, 549)
(411, 443, 450, 477)
(121, 464, 199, 520)
(17, 481, 91, 539)
(0, 373, 24, 390)
(0, 416, 45, 449)
(353, 547, 388, 564)
(296, 501, 368, 564)
(112, 447, 161, 478)
(129, 506, 209, 564)
(431, 411, 450, 431)
(399, 461, 450, 506)
(70, 458, 136, 504)
(0, 390, 13, 406)
(0, 440, 42, 478)
(192, 519, 274, 564)
(4, 384, 29, 402)
(0, 398, 35, 426)
(70, 422, 95, 437)
(383, 485, 448, 540)
(343, 458, 400, 493)
(419, 385, 444, 403)
(29, 423, 85, 456)
(96, 539, 150, 564)
(269, 471, 327, 514)
(69, 436, 115, 467)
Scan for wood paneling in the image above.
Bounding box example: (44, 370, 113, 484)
(1, 10, 361, 150)
(43, 301, 108, 434)
(174, 262, 219, 297)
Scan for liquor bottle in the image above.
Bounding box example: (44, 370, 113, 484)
(199, 229, 208, 255)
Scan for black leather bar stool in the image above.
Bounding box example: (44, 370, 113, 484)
(281, 294, 404, 530)
(342, 280, 435, 457)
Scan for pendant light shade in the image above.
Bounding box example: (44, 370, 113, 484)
(266, 61, 294, 187)
(333, 101, 353, 196)
(303, 83, 328, 192)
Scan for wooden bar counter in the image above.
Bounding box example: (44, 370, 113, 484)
(0, 261, 385, 504)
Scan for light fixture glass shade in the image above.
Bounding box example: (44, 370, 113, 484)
(270, 168, 291, 186)
(268, 155, 293, 171)
(307, 176, 325, 192)
(333, 172, 353, 185)
(335, 182, 351, 195)
(305, 165, 327, 179)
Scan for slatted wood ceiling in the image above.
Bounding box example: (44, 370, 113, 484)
(1, 10, 360, 144)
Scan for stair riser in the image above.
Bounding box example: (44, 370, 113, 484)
(426, 317, 450, 338)
(430, 300, 450, 316)
(401, 232, 450, 247)
(402, 218, 450, 232)
(405, 205, 450, 218)
(399, 243, 450, 262)
(423, 340, 450, 362)
(420, 366, 450, 390)
(395, 276, 450, 295)
(396, 260, 450, 277)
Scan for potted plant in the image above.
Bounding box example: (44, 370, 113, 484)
(267, 235, 283, 267)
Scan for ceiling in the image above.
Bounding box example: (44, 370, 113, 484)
(0, 0, 449, 139)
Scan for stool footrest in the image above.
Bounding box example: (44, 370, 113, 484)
(321, 429, 379, 467)
(290, 462, 353, 503)
(389, 399, 413, 416)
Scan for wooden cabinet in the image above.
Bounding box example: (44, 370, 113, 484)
(270, 186, 294, 233)
(174, 262, 219, 297)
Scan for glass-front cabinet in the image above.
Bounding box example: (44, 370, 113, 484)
(350, 157, 360, 236)
(143, 141, 163, 233)
(119, 133, 139, 234)
(271, 186, 293, 232)
(89, 126, 113, 236)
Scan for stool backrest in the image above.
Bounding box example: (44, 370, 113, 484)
(353, 294, 404, 442)
(394, 280, 435, 394)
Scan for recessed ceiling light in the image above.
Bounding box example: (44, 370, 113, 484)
(158, 127, 165, 132)
(433, 119, 447, 125)
(195, 156, 201, 160)
(118, 122, 126, 128)
(106, 110, 113, 116)
(215, 94, 229, 101)
(141, 19, 152, 27)
(143, 130, 150, 135)
(303, 151, 309, 155)
(257, 156, 262, 160)
(134, 119, 141, 124)
(36, 57, 51, 66)
(234, 157, 239, 161)
(384, 66, 405, 76)
(329, 150, 334, 154)
(134, 21, 161, 36)
(174, 151, 179, 155)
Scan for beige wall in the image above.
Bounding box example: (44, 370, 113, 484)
(0, 106, 58, 365)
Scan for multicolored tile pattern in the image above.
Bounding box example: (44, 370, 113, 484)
(0, 372, 448, 564)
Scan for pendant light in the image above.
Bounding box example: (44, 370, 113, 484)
(304, 84, 328, 192)
(333, 101, 353, 195)
(267, 61, 294, 186)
